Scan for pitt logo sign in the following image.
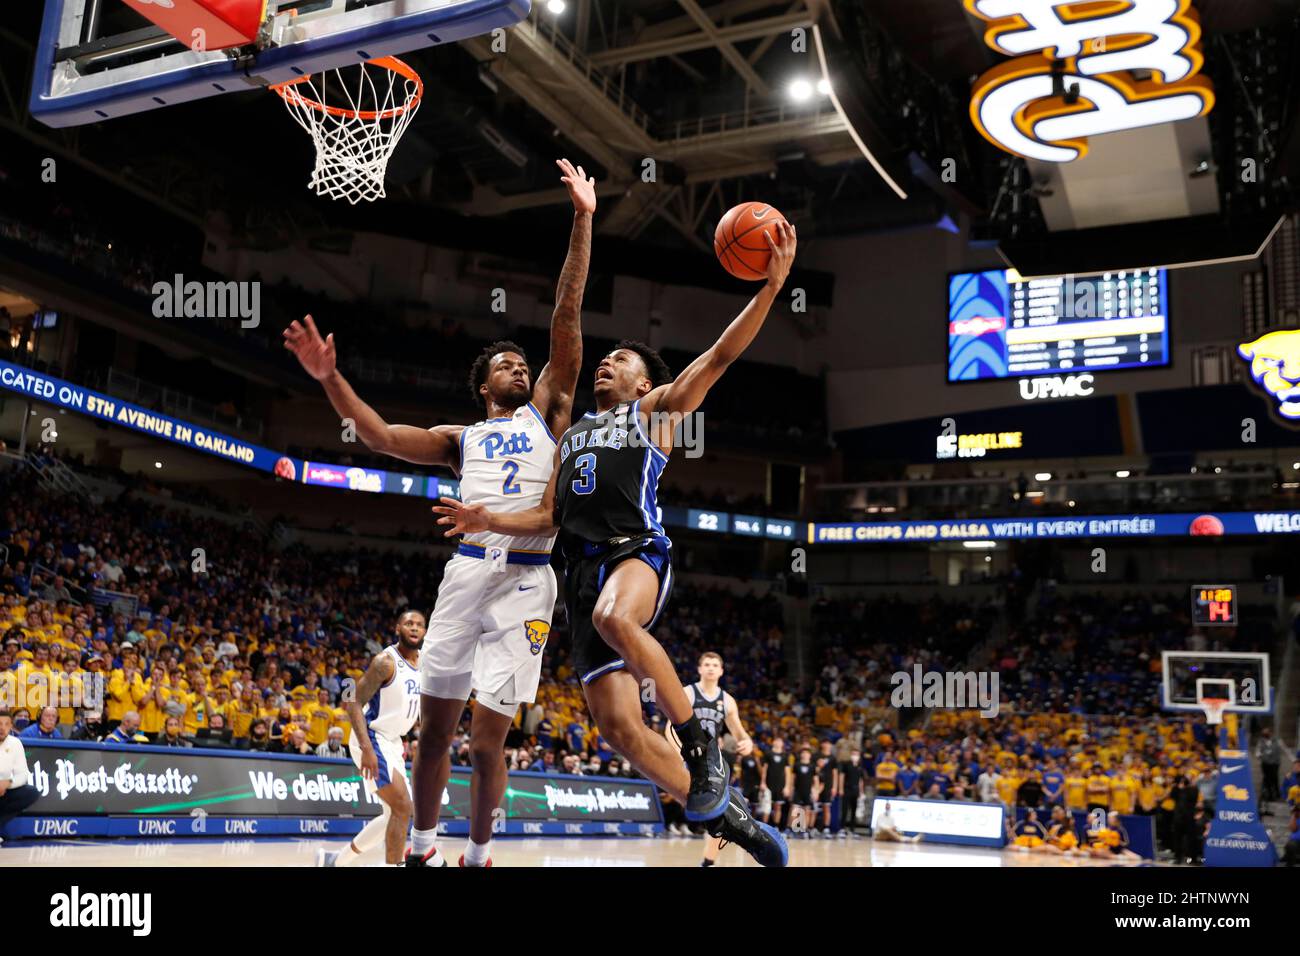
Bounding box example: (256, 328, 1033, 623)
(1238, 329, 1300, 425)
(966, 0, 1215, 162)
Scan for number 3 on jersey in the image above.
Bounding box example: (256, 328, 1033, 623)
(571, 453, 597, 495)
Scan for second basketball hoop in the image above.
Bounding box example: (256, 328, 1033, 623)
(271, 56, 424, 204)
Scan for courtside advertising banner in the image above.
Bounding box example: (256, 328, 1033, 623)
(0, 359, 284, 471)
(871, 797, 1006, 847)
(7, 741, 662, 839)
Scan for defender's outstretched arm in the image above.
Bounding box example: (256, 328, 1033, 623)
(531, 158, 596, 435)
(284, 315, 459, 466)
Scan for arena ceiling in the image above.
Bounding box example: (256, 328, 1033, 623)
(1, 0, 1297, 268)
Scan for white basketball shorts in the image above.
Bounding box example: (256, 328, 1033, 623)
(420, 553, 557, 716)
(350, 728, 408, 798)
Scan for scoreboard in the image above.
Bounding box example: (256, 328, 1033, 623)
(948, 267, 1170, 382)
(1191, 585, 1237, 626)
(664, 507, 795, 541)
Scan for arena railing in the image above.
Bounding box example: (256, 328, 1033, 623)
(816, 469, 1300, 520)
(29, 562, 89, 607)
(89, 587, 140, 620)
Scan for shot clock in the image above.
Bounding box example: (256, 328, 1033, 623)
(1191, 585, 1237, 626)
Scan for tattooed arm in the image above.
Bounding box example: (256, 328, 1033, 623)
(531, 158, 595, 437)
(344, 653, 395, 781)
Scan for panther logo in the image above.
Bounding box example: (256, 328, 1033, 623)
(523, 619, 550, 656)
(1238, 329, 1300, 424)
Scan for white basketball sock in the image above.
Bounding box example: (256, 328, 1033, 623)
(411, 827, 445, 864)
(464, 837, 492, 867)
(412, 827, 439, 855)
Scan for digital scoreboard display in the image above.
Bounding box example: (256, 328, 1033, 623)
(948, 268, 1170, 382)
(1191, 585, 1237, 626)
(384, 472, 425, 496)
(687, 509, 730, 534)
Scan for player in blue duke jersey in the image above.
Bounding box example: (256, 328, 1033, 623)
(288, 159, 595, 868)
(436, 221, 798, 867)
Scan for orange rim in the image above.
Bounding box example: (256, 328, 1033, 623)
(271, 56, 423, 121)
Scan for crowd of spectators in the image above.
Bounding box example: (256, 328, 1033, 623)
(3, 455, 1296, 862)
(0, 462, 794, 781)
(990, 590, 1274, 717)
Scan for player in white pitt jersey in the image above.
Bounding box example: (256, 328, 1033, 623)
(318, 610, 424, 867)
(285, 158, 594, 869)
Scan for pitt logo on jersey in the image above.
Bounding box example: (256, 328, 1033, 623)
(480, 431, 535, 459)
(1239, 329, 1300, 424)
(524, 619, 550, 656)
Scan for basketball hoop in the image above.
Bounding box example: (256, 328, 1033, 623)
(1199, 697, 1229, 725)
(271, 56, 423, 204)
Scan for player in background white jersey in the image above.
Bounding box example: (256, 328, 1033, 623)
(285, 158, 593, 868)
(318, 609, 425, 867)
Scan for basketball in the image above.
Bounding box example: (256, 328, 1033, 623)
(714, 202, 787, 281)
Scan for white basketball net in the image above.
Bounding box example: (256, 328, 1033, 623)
(1199, 698, 1228, 725)
(273, 57, 423, 204)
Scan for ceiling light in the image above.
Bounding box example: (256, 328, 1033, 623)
(1035, 472, 1051, 481)
(1115, 470, 1130, 478)
(788, 79, 813, 102)
(545, 0, 566, 14)
(816, 77, 832, 96)
(154, 461, 162, 469)
(963, 541, 997, 549)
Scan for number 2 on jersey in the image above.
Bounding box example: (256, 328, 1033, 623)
(571, 453, 597, 495)
(500, 460, 521, 495)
